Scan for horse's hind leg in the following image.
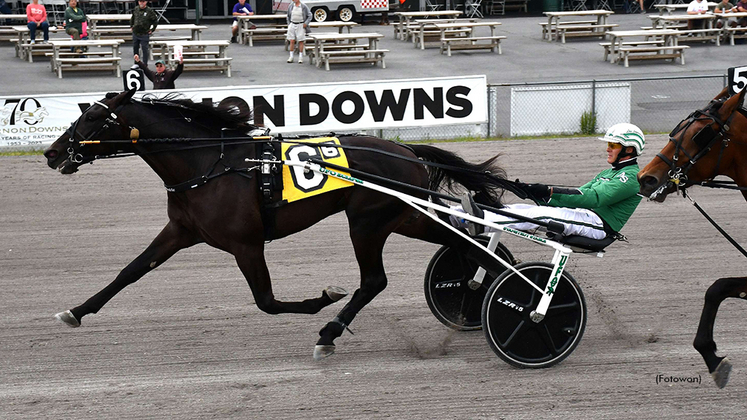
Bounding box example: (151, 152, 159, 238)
(55, 221, 199, 327)
(234, 246, 348, 315)
(693, 276, 747, 388)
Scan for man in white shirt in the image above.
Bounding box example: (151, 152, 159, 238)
(687, 0, 710, 29)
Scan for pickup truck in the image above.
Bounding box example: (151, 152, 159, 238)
(273, 0, 389, 22)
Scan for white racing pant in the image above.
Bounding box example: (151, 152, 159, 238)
(454, 204, 607, 240)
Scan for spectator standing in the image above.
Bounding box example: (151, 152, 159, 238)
(134, 54, 184, 90)
(64, 0, 87, 40)
(286, 0, 311, 64)
(231, 0, 254, 44)
(130, 0, 158, 66)
(26, 0, 49, 44)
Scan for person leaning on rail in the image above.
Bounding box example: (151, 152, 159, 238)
(451, 123, 646, 241)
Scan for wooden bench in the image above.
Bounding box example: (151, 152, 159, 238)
(181, 57, 233, 77)
(539, 20, 597, 39)
(641, 25, 687, 30)
(441, 35, 505, 56)
(677, 28, 723, 45)
(19, 40, 70, 63)
(413, 27, 472, 48)
(505, 0, 529, 12)
(89, 26, 133, 40)
(618, 45, 689, 67)
(599, 40, 665, 61)
(319, 49, 388, 71)
(725, 26, 747, 46)
(306, 41, 369, 65)
(242, 26, 287, 46)
(55, 56, 122, 78)
(557, 23, 618, 43)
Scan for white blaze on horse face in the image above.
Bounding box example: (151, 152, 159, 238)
(287, 145, 325, 191)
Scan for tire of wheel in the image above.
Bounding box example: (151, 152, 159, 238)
(424, 236, 515, 331)
(482, 262, 587, 369)
(312, 7, 329, 22)
(337, 6, 355, 22)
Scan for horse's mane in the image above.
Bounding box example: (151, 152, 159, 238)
(107, 92, 256, 131)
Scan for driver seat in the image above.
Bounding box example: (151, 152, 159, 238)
(547, 232, 616, 253)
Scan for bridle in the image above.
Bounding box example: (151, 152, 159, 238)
(652, 98, 738, 197)
(64, 100, 136, 164)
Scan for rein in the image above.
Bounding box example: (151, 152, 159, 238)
(682, 189, 747, 259)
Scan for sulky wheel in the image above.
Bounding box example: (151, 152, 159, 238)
(424, 236, 515, 331)
(482, 262, 586, 368)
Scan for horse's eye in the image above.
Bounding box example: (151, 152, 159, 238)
(86, 115, 95, 121)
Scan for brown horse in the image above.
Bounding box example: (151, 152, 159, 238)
(638, 88, 747, 388)
(43, 89, 509, 360)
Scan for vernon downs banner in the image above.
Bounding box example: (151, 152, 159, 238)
(0, 76, 487, 149)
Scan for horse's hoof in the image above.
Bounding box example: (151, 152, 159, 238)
(712, 357, 732, 388)
(313, 344, 336, 361)
(54, 310, 80, 328)
(324, 286, 348, 302)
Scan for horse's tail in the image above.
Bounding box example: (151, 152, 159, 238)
(408, 144, 507, 207)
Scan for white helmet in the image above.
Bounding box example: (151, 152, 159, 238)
(599, 123, 645, 155)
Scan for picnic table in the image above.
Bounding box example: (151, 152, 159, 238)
(88, 22, 207, 41)
(393, 10, 462, 40)
(653, 2, 717, 15)
(713, 11, 747, 44)
(10, 25, 63, 62)
(161, 40, 232, 77)
(432, 21, 505, 56)
(1, 15, 31, 42)
(649, 13, 723, 44)
(305, 32, 387, 71)
(410, 17, 478, 49)
(543, 10, 615, 42)
(605, 29, 687, 67)
(236, 14, 287, 46)
(48, 39, 123, 78)
(86, 13, 130, 39)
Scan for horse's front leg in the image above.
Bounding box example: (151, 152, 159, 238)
(693, 276, 747, 388)
(55, 221, 200, 327)
(234, 246, 348, 315)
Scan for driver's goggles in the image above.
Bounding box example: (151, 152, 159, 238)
(607, 142, 622, 150)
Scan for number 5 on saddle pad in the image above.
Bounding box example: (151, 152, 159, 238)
(281, 137, 354, 203)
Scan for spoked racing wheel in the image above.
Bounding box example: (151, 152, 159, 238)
(482, 262, 586, 368)
(424, 236, 515, 331)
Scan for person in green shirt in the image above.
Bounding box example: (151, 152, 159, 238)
(714, 0, 737, 28)
(452, 123, 645, 240)
(64, 0, 86, 40)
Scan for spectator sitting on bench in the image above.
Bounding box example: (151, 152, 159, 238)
(64, 0, 87, 53)
(231, 0, 254, 44)
(134, 54, 183, 90)
(26, 0, 49, 44)
(687, 0, 709, 30)
(736, 0, 747, 26)
(714, 0, 737, 28)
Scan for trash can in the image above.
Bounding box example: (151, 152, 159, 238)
(542, 0, 561, 12)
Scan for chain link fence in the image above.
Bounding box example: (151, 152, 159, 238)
(381, 74, 727, 141)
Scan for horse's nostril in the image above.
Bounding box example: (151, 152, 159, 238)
(44, 149, 58, 160)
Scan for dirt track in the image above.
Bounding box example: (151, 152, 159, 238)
(3, 136, 747, 419)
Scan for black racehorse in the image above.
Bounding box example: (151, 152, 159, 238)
(43, 89, 509, 360)
(638, 88, 747, 387)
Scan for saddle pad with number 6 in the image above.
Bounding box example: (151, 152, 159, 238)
(281, 137, 354, 203)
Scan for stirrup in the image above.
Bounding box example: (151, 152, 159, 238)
(460, 193, 484, 236)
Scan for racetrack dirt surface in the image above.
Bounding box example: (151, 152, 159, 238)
(3, 135, 747, 419)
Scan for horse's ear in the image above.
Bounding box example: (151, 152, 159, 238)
(122, 88, 137, 102)
(719, 88, 746, 119)
(713, 87, 730, 101)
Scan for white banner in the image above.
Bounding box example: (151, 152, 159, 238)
(0, 76, 487, 149)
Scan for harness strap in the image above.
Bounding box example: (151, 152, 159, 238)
(684, 190, 747, 259)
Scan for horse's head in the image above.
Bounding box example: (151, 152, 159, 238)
(44, 89, 138, 174)
(638, 88, 747, 201)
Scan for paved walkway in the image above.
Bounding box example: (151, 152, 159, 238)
(0, 13, 739, 97)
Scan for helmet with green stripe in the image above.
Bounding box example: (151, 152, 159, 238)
(599, 123, 645, 155)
